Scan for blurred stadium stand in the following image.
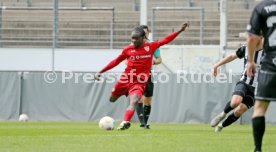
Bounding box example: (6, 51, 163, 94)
(0, 0, 258, 49)
(2, 0, 276, 124)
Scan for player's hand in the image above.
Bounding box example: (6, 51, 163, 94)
(212, 66, 218, 77)
(152, 59, 156, 65)
(246, 62, 256, 78)
(94, 72, 101, 80)
(178, 22, 189, 33)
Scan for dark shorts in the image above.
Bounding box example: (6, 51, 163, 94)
(233, 81, 255, 109)
(255, 70, 276, 101)
(255, 55, 276, 101)
(143, 76, 154, 97)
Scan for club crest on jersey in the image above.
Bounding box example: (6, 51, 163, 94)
(144, 46, 149, 52)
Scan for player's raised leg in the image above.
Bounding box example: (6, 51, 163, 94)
(215, 103, 248, 132)
(109, 95, 120, 102)
(211, 94, 243, 127)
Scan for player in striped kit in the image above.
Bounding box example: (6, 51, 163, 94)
(210, 36, 263, 132)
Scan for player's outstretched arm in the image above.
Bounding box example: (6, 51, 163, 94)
(212, 53, 237, 77)
(94, 53, 127, 80)
(246, 34, 259, 78)
(94, 72, 101, 80)
(176, 22, 189, 34)
(156, 22, 189, 47)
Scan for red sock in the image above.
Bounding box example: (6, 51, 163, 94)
(123, 110, 134, 121)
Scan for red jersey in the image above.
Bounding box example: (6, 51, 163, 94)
(100, 32, 178, 80)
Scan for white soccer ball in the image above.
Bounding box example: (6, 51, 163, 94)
(19, 114, 29, 122)
(99, 116, 115, 130)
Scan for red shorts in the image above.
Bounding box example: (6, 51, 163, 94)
(111, 79, 146, 97)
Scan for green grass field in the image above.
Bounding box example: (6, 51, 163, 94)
(0, 122, 275, 152)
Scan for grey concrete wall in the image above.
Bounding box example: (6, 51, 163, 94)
(0, 71, 276, 125)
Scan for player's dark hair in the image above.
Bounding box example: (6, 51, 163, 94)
(139, 25, 149, 40)
(259, 30, 263, 36)
(139, 25, 149, 32)
(132, 26, 146, 39)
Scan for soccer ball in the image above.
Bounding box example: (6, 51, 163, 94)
(19, 114, 29, 122)
(99, 116, 115, 130)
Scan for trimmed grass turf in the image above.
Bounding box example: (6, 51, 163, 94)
(0, 122, 275, 152)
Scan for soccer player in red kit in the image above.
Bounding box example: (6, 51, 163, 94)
(95, 22, 189, 130)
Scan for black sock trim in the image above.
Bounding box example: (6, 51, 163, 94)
(144, 105, 151, 124)
(136, 103, 144, 125)
(223, 101, 234, 113)
(222, 112, 239, 127)
(252, 116, 265, 152)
